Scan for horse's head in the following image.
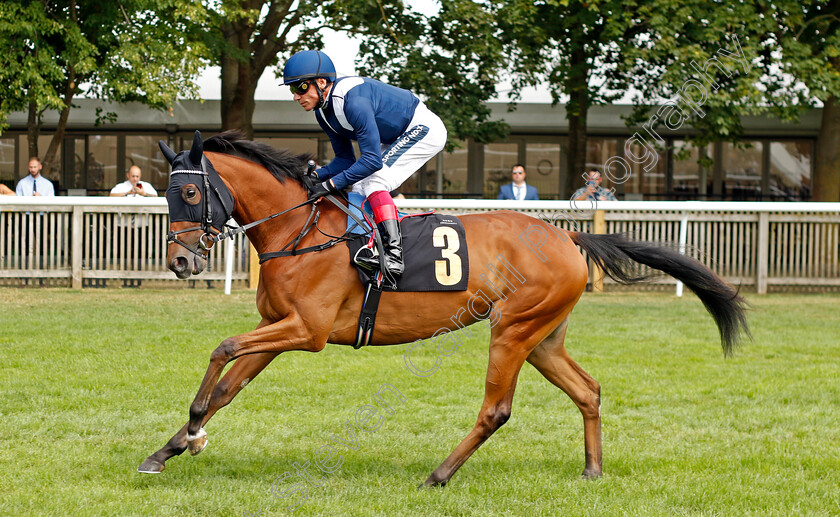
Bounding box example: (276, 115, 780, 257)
(160, 131, 234, 279)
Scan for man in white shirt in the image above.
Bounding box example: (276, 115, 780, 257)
(497, 164, 539, 200)
(15, 157, 55, 196)
(110, 166, 158, 197)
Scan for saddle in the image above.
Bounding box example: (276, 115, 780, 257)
(343, 192, 470, 348)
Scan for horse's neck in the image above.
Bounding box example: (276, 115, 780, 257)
(213, 158, 337, 253)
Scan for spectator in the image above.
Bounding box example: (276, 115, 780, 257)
(572, 169, 616, 201)
(15, 157, 55, 196)
(0, 184, 15, 195)
(110, 166, 158, 197)
(497, 164, 539, 200)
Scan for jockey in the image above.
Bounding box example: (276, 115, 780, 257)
(283, 50, 447, 277)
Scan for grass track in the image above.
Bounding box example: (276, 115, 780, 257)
(1, 289, 838, 516)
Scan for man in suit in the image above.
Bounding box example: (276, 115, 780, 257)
(497, 164, 539, 200)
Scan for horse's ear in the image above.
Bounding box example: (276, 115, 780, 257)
(159, 140, 176, 164)
(188, 130, 203, 166)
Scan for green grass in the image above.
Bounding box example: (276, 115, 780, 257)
(1, 289, 838, 516)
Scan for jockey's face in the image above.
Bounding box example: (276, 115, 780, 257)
(293, 78, 330, 111)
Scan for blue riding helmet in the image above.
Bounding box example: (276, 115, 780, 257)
(283, 50, 336, 85)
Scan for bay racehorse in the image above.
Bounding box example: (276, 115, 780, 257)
(138, 131, 749, 485)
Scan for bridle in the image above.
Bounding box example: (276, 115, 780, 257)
(166, 159, 378, 265)
(166, 157, 234, 258)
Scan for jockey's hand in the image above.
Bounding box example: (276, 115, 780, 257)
(307, 180, 338, 202)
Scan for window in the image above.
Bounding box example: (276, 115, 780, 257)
(769, 141, 811, 201)
(126, 135, 170, 191)
(723, 141, 762, 200)
(255, 137, 319, 160)
(0, 136, 15, 188)
(87, 135, 118, 193)
(484, 142, 519, 198)
(19, 135, 57, 182)
(585, 137, 620, 193)
(623, 138, 666, 199)
(672, 140, 710, 199)
(62, 137, 85, 191)
(425, 141, 467, 196)
(525, 141, 562, 199)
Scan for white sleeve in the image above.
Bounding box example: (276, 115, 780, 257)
(111, 182, 130, 195)
(142, 182, 158, 196)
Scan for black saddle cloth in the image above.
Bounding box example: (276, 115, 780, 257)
(346, 213, 469, 292)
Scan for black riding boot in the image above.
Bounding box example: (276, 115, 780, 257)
(378, 218, 404, 276)
(355, 219, 404, 276)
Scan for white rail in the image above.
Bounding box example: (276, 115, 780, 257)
(2, 198, 839, 292)
(393, 200, 840, 295)
(0, 197, 247, 288)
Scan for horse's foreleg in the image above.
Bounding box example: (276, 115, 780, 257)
(184, 314, 322, 454)
(421, 342, 531, 487)
(138, 351, 280, 473)
(526, 319, 602, 479)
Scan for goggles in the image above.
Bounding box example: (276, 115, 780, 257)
(289, 81, 312, 95)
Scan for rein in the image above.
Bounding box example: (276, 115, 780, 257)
(256, 193, 370, 263)
(168, 160, 375, 263)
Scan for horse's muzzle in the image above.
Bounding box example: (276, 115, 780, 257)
(170, 256, 192, 279)
(169, 254, 206, 279)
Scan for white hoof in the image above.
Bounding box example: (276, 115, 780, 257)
(187, 427, 209, 456)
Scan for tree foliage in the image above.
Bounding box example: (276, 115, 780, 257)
(494, 0, 654, 196)
(201, 0, 418, 138)
(357, 0, 509, 149)
(0, 0, 204, 175)
(622, 0, 840, 200)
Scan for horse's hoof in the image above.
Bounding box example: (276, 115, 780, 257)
(418, 477, 446, 489)
(138, 457, 165, 474)
(581, 468, 603, 480)
(186, 427, 209, 456)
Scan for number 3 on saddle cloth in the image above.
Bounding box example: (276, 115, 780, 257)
(344, 192, 470, 348)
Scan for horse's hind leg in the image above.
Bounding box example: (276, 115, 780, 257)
(421, 329, 536, 487)
(526, 318, 602, 478)
(138, 351, 279, 473)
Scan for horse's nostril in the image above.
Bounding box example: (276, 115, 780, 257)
(172, 256, 188, 272)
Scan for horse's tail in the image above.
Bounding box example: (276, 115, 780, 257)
(568, 232, 750, 356)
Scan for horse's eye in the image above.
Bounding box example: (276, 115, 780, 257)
(181, 184, 201, 205)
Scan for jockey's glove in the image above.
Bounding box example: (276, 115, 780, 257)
(307, 180, 338, 201)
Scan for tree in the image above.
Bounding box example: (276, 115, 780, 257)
(494, 0, 654, 197)
(621, 0, 840, 201)
(356, 0, 509, 148)
(199, 0, 417, 139)
(0, 0, 204, 177)
(770, 1, 840, 201)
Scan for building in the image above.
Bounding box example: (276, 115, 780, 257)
(0, 99, 819, 200)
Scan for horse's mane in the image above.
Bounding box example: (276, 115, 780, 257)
(203, 130, 314, 185)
